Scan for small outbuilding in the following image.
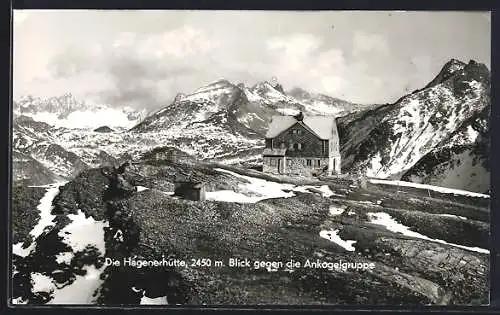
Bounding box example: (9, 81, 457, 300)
(174, 180, 206, 201)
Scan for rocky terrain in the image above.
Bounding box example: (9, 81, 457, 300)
(11, 158, 489, 305)
(337, 59, 490, 193)
(11, 59, 490, 193)
(10, 58, 491, 305)
(11, 79, 373, 186)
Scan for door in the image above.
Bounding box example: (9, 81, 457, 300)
(277, 159, 282, 173)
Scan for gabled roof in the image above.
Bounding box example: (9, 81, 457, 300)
(265, 114, 337, 140)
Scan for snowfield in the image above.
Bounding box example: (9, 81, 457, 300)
(367, 212, 489, 254)
(207, 168, 336, 203)
(31, 108, 141, 130)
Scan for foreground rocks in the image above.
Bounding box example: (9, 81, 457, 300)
(12, 161, 490, 305)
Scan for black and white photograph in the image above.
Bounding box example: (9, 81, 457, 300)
(10, 10, 491, 306)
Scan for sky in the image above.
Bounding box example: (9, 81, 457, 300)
(13, 10, 491, 109)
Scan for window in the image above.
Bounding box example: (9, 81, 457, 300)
(316, 159, 321, 167)
(293, 143, 302, 151)
(306, 159, 312, 167)
(265, 139, 272, 148)
(280, 142, 286, 148)
(289, 142, 294, 150)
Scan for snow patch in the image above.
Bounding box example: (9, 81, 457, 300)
(212, 168, 295, 202)
(439, 214, 467, 220)
(30, 185, 63, 238)
(209, 168, 338, 203)
(369, 178, 490, 198)
(55, 252, 74, 265)
(140, 292, 168, 305)
(31, 272, 56, 293)
(367, 212, 489, 254)
(319, 230, 357, 251)
(12, 242, 36, 258)
(13, 183, 65, 258)
(47, 265, 106, 304)
(11, 297, 27, 304)
(58, 210, 108, 254)
(329, 206, 345, 216)
(136, 186, 149, 192)
(206, 190, 264, 203)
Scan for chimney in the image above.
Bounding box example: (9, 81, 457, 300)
(294, 111, 304, 121)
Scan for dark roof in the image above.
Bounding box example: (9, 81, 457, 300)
(265, 115, 337, 140)
(263, 148, 287, 156)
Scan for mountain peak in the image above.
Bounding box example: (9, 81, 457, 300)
(444, 58, 467, 73)
(251, 81, 283, 93)
(424, 58, 467, 89)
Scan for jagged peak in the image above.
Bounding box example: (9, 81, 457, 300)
(423, 58, 467, 89)
(442, 58, 467, 75)
(251, 80, 283, 93)
(173, 93, 186, 103)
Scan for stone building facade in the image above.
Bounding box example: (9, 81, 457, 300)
(262, 112, 341, 176)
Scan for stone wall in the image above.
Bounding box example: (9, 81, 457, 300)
(283, 157, 330, 176)
(262, 156, 284, 174)
(263, 156, 341, 176)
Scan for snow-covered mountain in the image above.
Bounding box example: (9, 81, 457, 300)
(337, 59, 490, 193)
(13, 93, 148, 129)
(130, 79, 373, 162)
(13, 79, 365, 184)
(11, 60, 491, 193)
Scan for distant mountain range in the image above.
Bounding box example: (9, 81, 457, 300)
(11, 58, 490, 193)
(13, 93, 149, 129)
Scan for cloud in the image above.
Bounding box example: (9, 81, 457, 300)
(352, 31, 390, 56)
(111, 26, 220, 59)
(266, 34, 347, 93)
(265, 33, 390, 102)
(21, 25, 395, 108)
(41, 26, 221, 109)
